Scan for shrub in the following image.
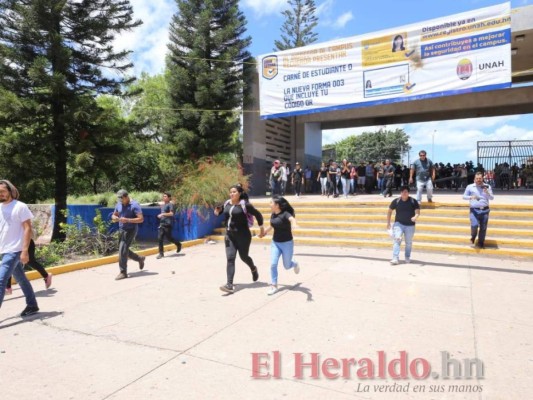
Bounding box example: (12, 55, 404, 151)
(60, 209, 119, 257)
(172, 155, 249, 210)
(34, 242, 64, 267)
(33, 209, 120, 267)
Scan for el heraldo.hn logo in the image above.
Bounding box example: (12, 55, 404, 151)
(262, 55, 278, 80)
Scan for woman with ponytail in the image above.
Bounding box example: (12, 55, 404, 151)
(259, 195, 300, 295)
(214, 184, 264, 294)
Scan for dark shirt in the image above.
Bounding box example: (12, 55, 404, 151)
(222, 201, 263, 232)
(328, 166, 338, 178)
(160, 202, 175, 226)
(411, 158, 434, 181)
(383, 165, 395, 179)
(319, 167, 328, 178)
(293, 168, 304, 181)
(114, 200, 142, 231)
(270, 211, 293, 242)
(389, 197, 420, 226)
(341, 165, 351, 179)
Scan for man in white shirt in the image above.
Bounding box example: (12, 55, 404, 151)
(280, 162, 287, 195)
(0, 179, 39, 317)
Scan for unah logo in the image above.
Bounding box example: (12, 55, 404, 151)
(456, 58, 473, 80)
(262, 55, 278, 80)
(478, 60, 505, 71)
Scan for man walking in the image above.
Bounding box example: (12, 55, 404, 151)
(156, 192, 182, 259)
(269, 160, 282, 196)
(387, 186, 420, 265)
(0, 179, 39, 317)
(280, 162, 288, 195)
(112, 189, 145, 280)
(292, 162, 304, 197)
(463, 172, 494, 249)
(382, 159, 395, 197)
(409, 150, 435, 203)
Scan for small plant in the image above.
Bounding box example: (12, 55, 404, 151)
(34, 242, 64, 267)
(34, 209, 119, 266)
(60, 210, 119, 257)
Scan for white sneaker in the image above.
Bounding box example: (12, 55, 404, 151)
(405, 258, 411, 264)
(390, 258, 399, 265)
(293, 261, 300, 274)
(267, 285, 279, 296)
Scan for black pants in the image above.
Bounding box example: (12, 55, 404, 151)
(158, 224, 181, 254)
(118, 228, 141, 273)
(294, 179, 302, 196)
(329, 177, 338, 195)
(383, 177, 393, 197)
(225, 230, 256, 285)
(5, 239, 48, 289)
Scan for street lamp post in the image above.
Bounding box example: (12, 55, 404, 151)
(432, 130, 436, 160)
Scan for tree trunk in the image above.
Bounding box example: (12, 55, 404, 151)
(51, 101, 68, 241)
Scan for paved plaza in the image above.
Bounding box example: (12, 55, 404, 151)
(1, 236, 532, 399)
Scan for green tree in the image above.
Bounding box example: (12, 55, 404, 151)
(0, 123, 55, 203)
(126, 72, 177, 187)
(334, 129, 411, 163)
(0, 0, 141, 240)
(68, 95, 145, 194)
(127, 72, 171, 141)
(165, 0, 252, 161)
(274, 0, 318, 51)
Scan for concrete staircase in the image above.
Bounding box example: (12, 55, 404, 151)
(209, 199, 533, 258)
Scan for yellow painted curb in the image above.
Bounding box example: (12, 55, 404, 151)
(252, 200, 533, 211)
(205, 234, 533, 258)
(21, 239, 205, 283)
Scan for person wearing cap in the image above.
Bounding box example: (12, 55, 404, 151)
(0, 179, 40, 317)
(269, 160, 282, 196)
(292, 162, 304, 197)
(112, 189, 145, 280)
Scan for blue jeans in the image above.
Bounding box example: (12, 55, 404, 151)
(270, 240, 297, 285)
(470, 208, 490, 246)
(416, 179, 433, 201)
(0, 252, 38, 309)
(341, 177, 350, 196)
(271, 179, 281, 195)
(392, 223, 416, 260)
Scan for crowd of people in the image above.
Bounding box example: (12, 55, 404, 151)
(269, 157, 533, 198)
(1, 160, 500, 317)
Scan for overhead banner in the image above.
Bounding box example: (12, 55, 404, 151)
(258, 2, 511, 119)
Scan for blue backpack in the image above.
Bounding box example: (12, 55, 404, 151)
(224, 199, 254, 227)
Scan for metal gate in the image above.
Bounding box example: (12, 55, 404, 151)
(477, 140, 533, 171)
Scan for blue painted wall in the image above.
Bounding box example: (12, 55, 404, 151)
(54, 205, 223, 241)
